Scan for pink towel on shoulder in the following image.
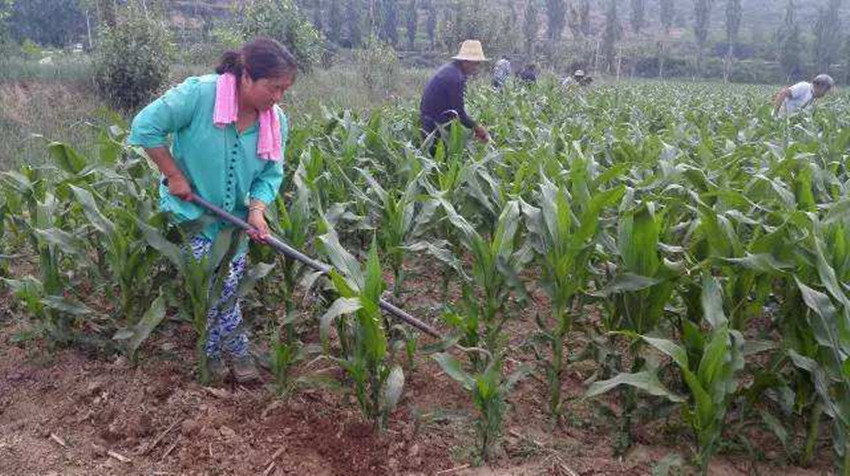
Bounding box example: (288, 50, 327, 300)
(213, 73, 282, 162)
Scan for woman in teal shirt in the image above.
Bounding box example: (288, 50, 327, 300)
(129, 38, 297, 383)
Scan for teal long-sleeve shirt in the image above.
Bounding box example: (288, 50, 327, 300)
(128, 74, 287, 240)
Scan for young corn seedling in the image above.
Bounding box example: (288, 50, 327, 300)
(358, 168, 436, 300)
(521, 177, 624, 420)
(143, 224, 241, 383)
(318, 228, 404, 430)
(435, 198, 530, 359)
(433, 351, 530, 462)
(69, 185, 159, 325)
(588, 276, 747, 474)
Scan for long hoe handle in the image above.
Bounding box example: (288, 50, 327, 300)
(187, 193, 443, 339)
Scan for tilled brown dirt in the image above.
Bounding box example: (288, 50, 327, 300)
(0, 261, 835, 475)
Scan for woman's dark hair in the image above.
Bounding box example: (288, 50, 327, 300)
(215, 37, 298, 81)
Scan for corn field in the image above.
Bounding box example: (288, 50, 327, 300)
(2, 80, 850, 473)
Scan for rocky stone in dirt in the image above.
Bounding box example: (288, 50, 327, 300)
(85, 380, 105, 397)
(408, 443, 420, 458)
(199, 425, 218, 439)
(181, 419, 201, 437)
(219, 426, 236, 439)
(91, 443, 107, 458)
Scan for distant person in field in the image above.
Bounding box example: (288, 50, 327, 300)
(562, 69, 592, 87)
(420, 39, 491, 149)
(774, 74, 835, 117)
(518, 63, 539, 84)
(492, 56, 512, 89)
(128, 37, 297, 384)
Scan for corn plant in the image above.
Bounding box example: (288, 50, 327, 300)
(433, 351, 530, 462)
(588, 276, 747, 474)
(593, 201, 680, 452)
(434, 198, 530, 358)
(521, 177, 624, 419)
(788, 222, 850, 474)
(318, 228, 403, 430)
(143, 224, 241, 383)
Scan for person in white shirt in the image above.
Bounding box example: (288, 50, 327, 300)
(774, 74, 835, 117)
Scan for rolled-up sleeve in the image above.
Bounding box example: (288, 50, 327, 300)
(128, 79, 201, 148)
(249, 111, 288, 205)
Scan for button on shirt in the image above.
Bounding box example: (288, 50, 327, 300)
(128, 75, 287, 240)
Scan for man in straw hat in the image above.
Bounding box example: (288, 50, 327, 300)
(774, 74, 835, 117)
(420, 39, 490, 149)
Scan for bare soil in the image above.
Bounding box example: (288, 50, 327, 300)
(0, 259, 835, 475)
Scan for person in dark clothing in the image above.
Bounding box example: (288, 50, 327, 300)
(518, 63, 538, 84)
(420, 40, 490, 148)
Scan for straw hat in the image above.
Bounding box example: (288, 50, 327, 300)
(453, 40, 487, 62)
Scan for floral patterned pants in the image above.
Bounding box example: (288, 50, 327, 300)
(188, 235, 249, 359)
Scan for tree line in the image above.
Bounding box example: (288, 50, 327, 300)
(1, 0, 848, 83)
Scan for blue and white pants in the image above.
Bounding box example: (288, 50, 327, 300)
(188, 235, 249, 359)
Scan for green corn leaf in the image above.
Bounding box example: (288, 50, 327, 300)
(34, 228, 86, 257)
(701, 275, 727, 329)
(319, 297, 362, 343)
(618, 203, 660, 276)
(721, 253, 792, 274)
(586, 370, 685, 402)
(237, 262, 276, 298)
(382, 365, 405, 412)
(114, 289, 167, 359)
(596, 273, 660, 297)
(318, 228, 365, 290)
(795, 278, 850, 357)
(69, 185, 115, 236)
(641, 335, 690, 369)
(432, 352, 475, 389)
(41, 295, 93, 316)
(48, 142, 87, 175)
(140, 222, 184, 273)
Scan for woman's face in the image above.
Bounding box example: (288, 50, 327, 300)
(241, 71, 296, 112)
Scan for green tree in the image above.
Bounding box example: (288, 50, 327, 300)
(814, 0, 842, 73)
(94, 1, 174, 111)
(439, 0, 518, 55)
(579, 0, 591, 36)
(378, 0, 399, 46)
(660, 0, 674, 33)
(406, 0, 418, 50)
(630, 0, 644, 35)
(778, 0, 803, 81)
(602, 0, 619, 71)
(0, 0, 12, 44)
(694, 0, 711, 74)
(724, 0, 741, 81)
(236, 0, 324, 71)
(545, 0, 566, 41)
(425, 0, 436, 47)
(523, 0, 539, 54)
(328, 0, 343, 44)
(346, 0, 363, 46)
(9, 0, 86, 47)
(313, 0, 324, 31)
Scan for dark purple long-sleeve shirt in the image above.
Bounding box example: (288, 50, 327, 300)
(420, 62, 476, 134)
